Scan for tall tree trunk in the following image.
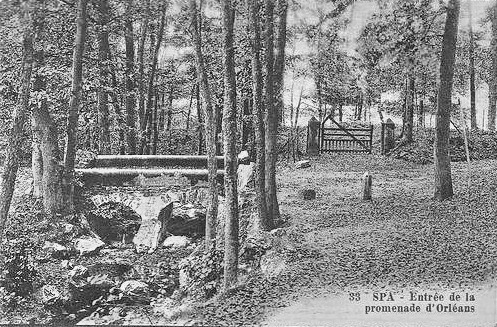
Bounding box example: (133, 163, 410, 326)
(196, 84, 204, 154)
(242, 98, 250, 148)
(338, 102, 343, 121)
(216, 101, 223, 156)
(33, 103, 64, 216)
(274, 0, 288, 127)
(400, 93, 406, 138)
(293, 93, 302, 161)
(63, 0, 88, 211)
(418, 98, 424, 127)
(159, 91, 165, 131)
(402, 67, 415, 143)
(110, 62, 126, 155)
(32, 9, 44, 199)
(488, 4, 497, 131)
(264, 0, 280, 224)
(190, 0, 218, 248)
(167, 86, 173, 130)
(249, 0, 269, 230)
(434, 0, 459, 201)
(31, 3, 64, 216)
(137, 0, 150, 131)
(124, 0, 137, 153)
(488, 86, 494, 130)
(186, 82, 195, 130)
(221, 0, 239, 290)
(152, 88, 159, 154)
(141, 5, 166, 154)
(32, 129, 43, 199)
(357, 93, 363, 120)
(140, 25, 156, 154)
(0, 2, 35, 236)
(97, 0, 111, 154)
(316, 75, 323, 121)
(468, 1, 477, 130)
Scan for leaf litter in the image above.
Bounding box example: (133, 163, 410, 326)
(197, 154, 497, 326)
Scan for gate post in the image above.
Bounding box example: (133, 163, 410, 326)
(307, 116, 320, 155)
(381, 118, 396, 155)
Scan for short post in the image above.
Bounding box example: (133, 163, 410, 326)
(307, 116, 320, 155)
(362, 172, 372, 200)
(381, 118, 396, 155)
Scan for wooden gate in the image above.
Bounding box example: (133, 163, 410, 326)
(319, 115, 373, 153)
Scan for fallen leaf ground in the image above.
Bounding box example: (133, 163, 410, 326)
(197, 154, 497, 326)
(3, 153, 497, 325)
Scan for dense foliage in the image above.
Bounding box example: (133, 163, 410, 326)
(0, 238, 38, 308)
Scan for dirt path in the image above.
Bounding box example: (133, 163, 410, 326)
(198, 154, 497, 325)
(259, 154, 497, 326)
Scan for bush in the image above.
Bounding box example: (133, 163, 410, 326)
(0, 238, 38, 308)
(179, 246, 223, 299)
(391, 129, 497, 164)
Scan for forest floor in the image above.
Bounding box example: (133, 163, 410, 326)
(1, 153, 497, 326)
(197, 153, 497, 326)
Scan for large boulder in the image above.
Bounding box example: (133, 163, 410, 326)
(42, 241, 71, 259)
(120, 280, 149, 296)
(133, 202, 173, 253)
(66, 265, 115, 315)
(163, 236, 191, 249)
(86, 202, 141, 244)
(40, 284, 62, 306)
(119, 280, 151, 305)
(260, 250, 287, 279)
(68, 265, 89, 281)
(67, 276, 114, 314)
(165, 211, 205, 237)
(74, 236, 105, 256)
(295, 160, 311, 169)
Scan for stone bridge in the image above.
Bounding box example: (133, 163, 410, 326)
(85, 161, 254, 253)
(91, 193, 171, 221)
(90, 188, 207, 221)
(90, 189, 207, 253)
